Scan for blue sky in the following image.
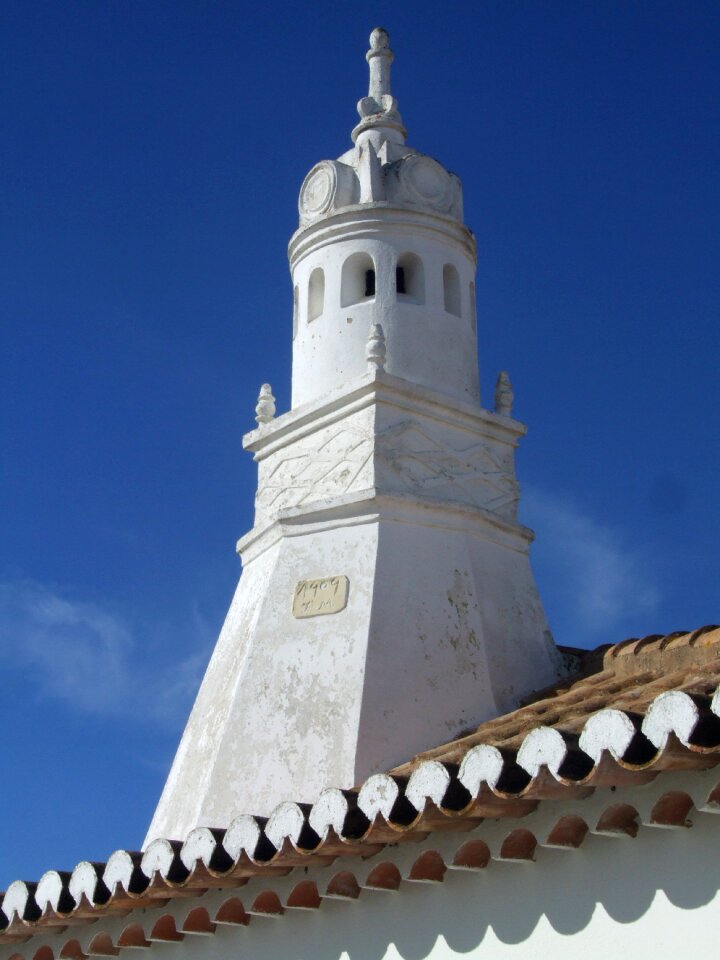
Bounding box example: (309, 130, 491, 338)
(1, 1, 718, 887)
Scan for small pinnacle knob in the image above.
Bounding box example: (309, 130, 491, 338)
(369, 27, 390, 50)
(494, 371, 514, 417)
(366, 323, 387, 372)
(255, 383, 276, 425)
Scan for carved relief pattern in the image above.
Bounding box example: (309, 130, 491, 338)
(298, 162, 337, 219)
(255, 419, 374, 523)
(375, 421, 519, 521)
(255, 413, 519, 526)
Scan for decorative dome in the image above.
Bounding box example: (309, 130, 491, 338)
(298, 29, 463, 226)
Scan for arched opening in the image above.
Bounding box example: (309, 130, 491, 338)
(452, 839, 490, 871)
(341, 252, 376, 307)
(443, 264, 461, 316)
(307, 268, 325, 321)
(595, 803, 640, 838)
(396, 253, 424, 303)
(249, 890, 284, 917)
(287, 880, 322, 910)
(292, 285, 298, 340)
(500, 828, 537, 862)
(650, 791, 694, 827)
(469, 281, 476, 332)
(545, 815, 589, 849)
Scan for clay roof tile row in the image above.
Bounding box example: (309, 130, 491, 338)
(398, 625, 720, 767)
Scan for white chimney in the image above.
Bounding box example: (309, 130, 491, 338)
(145, 28, 563, 846)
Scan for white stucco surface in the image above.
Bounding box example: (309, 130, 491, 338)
(146, 366, 561, 842)
(290, 209, 479, 409)
(146, 29, 566, 844)
(145, 28, 568, 845)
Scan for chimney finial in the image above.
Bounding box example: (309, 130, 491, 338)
(255, 383, 276, 425)
(368, 28, 392, 102)
(494, 371, 514, 417)
(352, 28, 406, 144)
(366, 323, 387, 372)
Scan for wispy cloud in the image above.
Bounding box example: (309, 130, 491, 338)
(522, 489, 660, 644)
(0, 581, 209, 726)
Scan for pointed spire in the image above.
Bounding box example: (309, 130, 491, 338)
(367, 27, 393, 102)
(352, 28, 407, 145)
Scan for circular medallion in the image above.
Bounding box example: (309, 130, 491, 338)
(299, 162, 337, 219)
(400, 155, 452, 211)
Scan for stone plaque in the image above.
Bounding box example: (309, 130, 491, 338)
(293, 576, 349, 619)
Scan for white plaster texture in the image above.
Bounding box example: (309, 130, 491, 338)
(146, 29, 563, 844)
(290, 210, 478, 409)
(147, 519, 377, 843)
(252, 373, 521, 529)
(147, 454, 559, 841)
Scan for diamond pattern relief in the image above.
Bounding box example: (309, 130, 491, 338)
(255, 418, 518, 523)
(376, 422, 519, 520)
(255, 424, 374, 520)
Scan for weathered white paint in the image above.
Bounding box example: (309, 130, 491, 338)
(643, 690, 701, 748)
(145, 29, 563, 844)
(147, 478, 559, 840)
(516, 726, 568, 778)
(579, 708, 639, 762)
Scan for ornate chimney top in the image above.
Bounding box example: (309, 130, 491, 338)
(296, 27, 464, 235)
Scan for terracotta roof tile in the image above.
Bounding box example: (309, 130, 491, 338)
(395, 626, 720, 771)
